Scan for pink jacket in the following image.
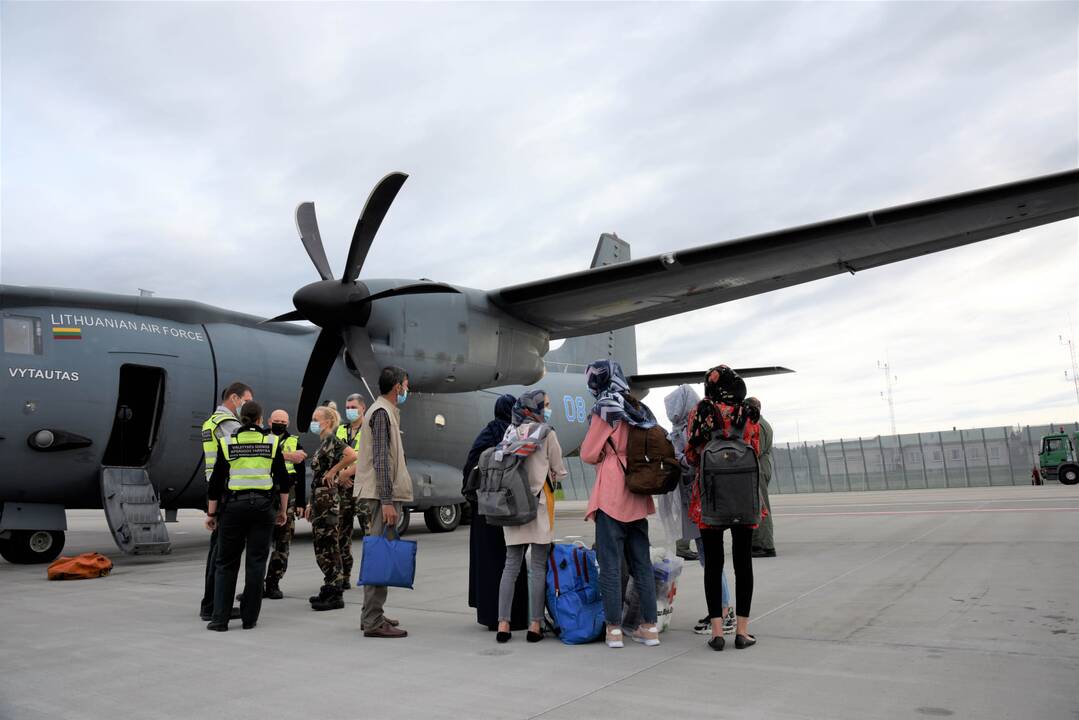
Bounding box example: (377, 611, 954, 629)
(581, 416, 655, 523)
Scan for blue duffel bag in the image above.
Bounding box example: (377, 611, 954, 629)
(358, 527, 417, 589)
(545, 542, 605, 644)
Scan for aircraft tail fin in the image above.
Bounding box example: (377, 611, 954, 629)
(543, 233, 638, 376)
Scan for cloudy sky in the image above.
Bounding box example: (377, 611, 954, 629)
(2, 2, 1076, 443)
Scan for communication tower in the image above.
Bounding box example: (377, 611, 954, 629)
(878, 359, 897, 435)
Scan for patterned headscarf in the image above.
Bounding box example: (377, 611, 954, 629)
(703, 365, 746, 404)
(497, 389, 551, 460)
(585, 359, 657, 428)
(512, 389, 547, 426)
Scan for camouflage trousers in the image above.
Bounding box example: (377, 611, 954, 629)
(338, 486, 372, 580)
(311, 486, 343, 590)
(265, 489, 297, 586)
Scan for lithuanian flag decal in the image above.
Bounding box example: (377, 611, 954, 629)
(52, 327, 82, 340)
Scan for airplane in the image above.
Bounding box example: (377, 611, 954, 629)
(1, 168, 1076, 563)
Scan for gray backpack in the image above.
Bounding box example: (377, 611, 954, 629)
(476, 447, 538, 527)
(699, 436, 761, 526)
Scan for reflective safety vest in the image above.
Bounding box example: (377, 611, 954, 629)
(336, 424, 363, 454)
(221, 430, 280, 491)
(281, 434, 299, 476)
(201, 411, 237, 481)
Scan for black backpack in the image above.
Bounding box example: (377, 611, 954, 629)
(698, 434, 761, 527)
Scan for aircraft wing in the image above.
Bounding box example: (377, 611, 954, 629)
(627, 366, 795, 390)
(489, 169, 1079, 338)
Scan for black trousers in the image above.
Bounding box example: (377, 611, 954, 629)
(200, 529, 219, 617)
(701, 526, 754, 619)
(213, 494, 275, 626)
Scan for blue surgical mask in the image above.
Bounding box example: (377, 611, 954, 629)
(543, 408, 552, 422)
(309, 420, 321, 434)
(396, 388, 408, 405)
(345, 408, 360, 422)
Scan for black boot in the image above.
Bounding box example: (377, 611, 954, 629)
(309, 586, 331, 604)
(264, 581, 283, 600)
(311, 588, 344, 611)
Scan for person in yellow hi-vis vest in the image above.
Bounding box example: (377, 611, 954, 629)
(335, 393, 370, 589)
(199, 381, 252, 622)
(263, 408, 309, 598)
(204, 401, 292, 632)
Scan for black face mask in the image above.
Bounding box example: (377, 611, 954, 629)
(270, 423, 288, 436)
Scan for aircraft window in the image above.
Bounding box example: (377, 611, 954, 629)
(434, 414, 446, 428)
(3, 316, 42, 355)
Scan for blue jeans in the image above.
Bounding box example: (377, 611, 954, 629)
(595, 510, 657, 626)
(694, 536, 731, 610)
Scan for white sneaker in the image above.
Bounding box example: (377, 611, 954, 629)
(605, 627, 624, 648)
(723, 614, 737, 635)
(631, 625, 660, 647)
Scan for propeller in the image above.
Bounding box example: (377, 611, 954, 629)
(265, 172, 460, 429)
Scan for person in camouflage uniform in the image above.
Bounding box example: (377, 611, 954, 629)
(263, 409, 308, 598)
(336, 393, 371, 589)
(304, 406, 357, 611)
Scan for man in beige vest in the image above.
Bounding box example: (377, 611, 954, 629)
(355, 366, 413, 638)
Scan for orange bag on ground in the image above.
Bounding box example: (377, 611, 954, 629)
(47, 552, 113, 580)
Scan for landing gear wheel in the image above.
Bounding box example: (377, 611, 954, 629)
(395, 509, 411, 536)
(424, 504, 461, 533)
(0, 530, 65, 564)
(1059, 464, 1079, 485)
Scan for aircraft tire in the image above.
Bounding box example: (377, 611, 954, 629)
(1059, 463, 1079, 485)
(0, 530, 65, 564)
(395, 509, 411, 536)
(424, 504, 462, 533)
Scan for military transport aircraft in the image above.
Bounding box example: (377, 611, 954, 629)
(1, 168, 1076, 563)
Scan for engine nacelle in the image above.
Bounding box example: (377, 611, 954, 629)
(362, 285, 547, 394)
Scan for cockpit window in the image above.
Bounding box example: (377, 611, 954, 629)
(3, 316, 42, 355)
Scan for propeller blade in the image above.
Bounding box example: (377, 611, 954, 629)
(342, 172, 409, 283)
(349, 281, 461, 308)
(342, 326, 383, 403)
(297, 327, 344, 432)
(295, 202, 334, 281)
(261, 310, 305, 324)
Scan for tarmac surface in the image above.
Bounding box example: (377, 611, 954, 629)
(2, 485, 1077, 720)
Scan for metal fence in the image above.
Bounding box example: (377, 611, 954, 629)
(771, 422, 1079, 494)
(554, 422, 1078, 500)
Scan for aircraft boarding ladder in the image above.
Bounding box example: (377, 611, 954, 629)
(101, 467, 171, 555)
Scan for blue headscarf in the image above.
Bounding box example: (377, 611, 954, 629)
(585, 359, 656, 428)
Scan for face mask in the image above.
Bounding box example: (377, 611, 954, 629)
(270, 423, 287, 436)
(309, 420, 322, 434)
(234, 400, 245, 417)
(543, 408, 552, 422)
(345, 408, 360, 422)
(396, 388, 408, 405)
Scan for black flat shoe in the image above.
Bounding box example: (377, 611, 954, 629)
(708, 636, 724, 651)
(735, 634, 757, 649)
(526, 630, 543, 643)
(206, 622, 228, 632)
(496, 631, 511, 643)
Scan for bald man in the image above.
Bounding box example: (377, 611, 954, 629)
(263, 409, 309, 597)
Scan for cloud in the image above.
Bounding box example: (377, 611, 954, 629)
(2, 2, 1077, 443)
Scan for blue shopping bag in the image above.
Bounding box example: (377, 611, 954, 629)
(357, 527, 417, 589)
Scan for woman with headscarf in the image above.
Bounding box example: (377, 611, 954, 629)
(685, 365, 762, 651)
(663, 385, 735, 637)
(464, 393, 529, 632)
(580, 359, 661, 649)
(493, 390, 567, 643)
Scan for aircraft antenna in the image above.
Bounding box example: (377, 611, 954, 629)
(877, 359, 897, 435)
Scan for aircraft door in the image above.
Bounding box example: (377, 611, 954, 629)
(103, 364, 166, 467)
